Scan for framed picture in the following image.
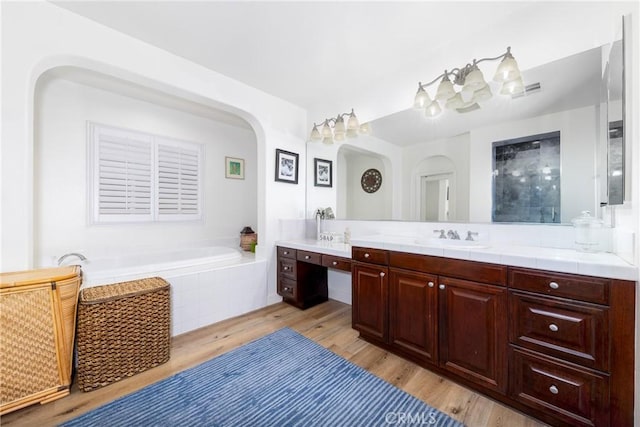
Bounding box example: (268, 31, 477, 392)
(225, 157, 245, 179)
(314, 158, 332, 187)
(275, 149, 299, 184)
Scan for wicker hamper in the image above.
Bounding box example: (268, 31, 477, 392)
(0, 266, 81, 415)
(76, 277, 171, 392)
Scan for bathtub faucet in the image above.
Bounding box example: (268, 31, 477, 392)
(57, 252, 87, 266)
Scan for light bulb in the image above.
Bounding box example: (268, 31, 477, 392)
(413, 86, 432, 109)
(334, 132, 345, 142)
(334, 116, 346, 134)
(310, 125, 322, 141)
(321, 122, 332, 138)
(471, 84, 492, 103)
(494, 53, 521, 82)
(347, 110, 359, 130)
(435, 73, 456, 101)
(425, 100, 441, 117)
(463, 67, 487, 91)
(500, 76, 524, 95)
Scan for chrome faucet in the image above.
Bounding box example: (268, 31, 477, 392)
(57, 252, 87, 266)
(447, 230, 460, 240)
(466, 231, 479, 241)
(315, 207, 335, 240)
(433, 229, 446, 239)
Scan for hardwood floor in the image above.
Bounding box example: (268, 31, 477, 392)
(1, 300, 548, 427)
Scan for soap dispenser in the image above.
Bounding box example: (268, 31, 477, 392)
(571, 211, 603, 252)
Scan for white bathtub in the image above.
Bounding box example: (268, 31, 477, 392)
(79, 246, 267, 336)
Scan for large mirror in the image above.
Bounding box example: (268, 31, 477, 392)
(307, 26, 627, 224)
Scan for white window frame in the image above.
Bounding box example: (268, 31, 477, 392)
(87, 122, 204, 224)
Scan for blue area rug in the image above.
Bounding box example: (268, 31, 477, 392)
(62, 328, 463, 426)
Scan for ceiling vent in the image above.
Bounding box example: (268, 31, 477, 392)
(512, 82, 541, 99)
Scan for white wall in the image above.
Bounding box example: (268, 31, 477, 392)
(1, 2, 307, 285)
(34, 75, 257, 263)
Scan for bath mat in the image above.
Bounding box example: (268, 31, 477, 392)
(61, 328, 463, 426)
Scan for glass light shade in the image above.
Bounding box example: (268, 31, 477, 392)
(444, 93, 464, 109)
(334, 132, 345, 142)
(346, 128, 358, 138)
(425, 100, 442, 117)
(493, 55, 521, 82)
(322, 135, 334, 145)
(435, 76, 456, 101)
(347, 112, 359, 130)
(359, 122, 372, 135)
(413, 87, 432, 109)
(321, 122, 332, 138)
(310, 125, 322, 141)
(334, 116, 346, 134)
(471, 83, 492, 103)
(462, 67, 487, 91)
(500, 76, 524, 95)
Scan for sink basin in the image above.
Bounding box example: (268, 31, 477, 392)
(415, 238, 490, 250)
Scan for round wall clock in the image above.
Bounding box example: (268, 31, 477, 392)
(361, 168, 382, 193)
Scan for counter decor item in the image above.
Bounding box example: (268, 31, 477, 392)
(0, 266, 82, 415)
(571, 210, 604, 252)
(240, 226, 257, 251)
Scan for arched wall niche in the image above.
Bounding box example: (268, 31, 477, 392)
(30, 57, 266, 264)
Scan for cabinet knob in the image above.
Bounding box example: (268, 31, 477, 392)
(332, 261, 338, 266)
(283, 266, 289, 271)
(283, 287, 289, 292)
(283, 251, 289, 255)
(549, 324, 559, 332)
(364, 253, 370, 258)
(379, 272, 385, 277)
(549, 281, 559, 289)
(549, 385, 559, 395)
(428, 281, 434, 288)
(439, 284, 445, 290)
(305, 255, 310, 259)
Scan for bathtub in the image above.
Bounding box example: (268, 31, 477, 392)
(79, 246, 267, 336)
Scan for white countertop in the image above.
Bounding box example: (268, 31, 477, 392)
(277, 236, 637, 281)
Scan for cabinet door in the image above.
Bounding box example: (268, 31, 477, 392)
(439, 276, 508, 394)
(389, 269, 438, 364)
(352, 263, 388, 342)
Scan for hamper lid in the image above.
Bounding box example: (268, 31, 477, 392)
(0, 265, 80, 288)
(80, 277, 169, 304)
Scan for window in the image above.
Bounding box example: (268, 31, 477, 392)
(88, 123, 203, 223)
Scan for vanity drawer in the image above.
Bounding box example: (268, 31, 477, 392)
(509, 268, 609, 305)
(278, 278, 297, 300)
(322, 255, 352, 272)
(279, 258, 296, 279)
(278, 247, 297, 259)
(352, 247, 389, 265)
(509, 291, 609, 371)
(297, 250, 322, 265)
(509, 347, 609, 427)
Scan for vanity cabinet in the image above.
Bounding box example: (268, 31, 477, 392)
(439, 276, 507, 394)
(354, 248, 508, 393)
(351, 247, 635, 427)
(276, 246, 351, 310)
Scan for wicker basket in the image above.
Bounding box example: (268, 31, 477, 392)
(0, 266, 81, 415)
(76, 277, 171, 392)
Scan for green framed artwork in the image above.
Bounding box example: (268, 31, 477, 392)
(225, 157, 245, 179)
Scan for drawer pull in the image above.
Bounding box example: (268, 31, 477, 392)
(549, 281, 559, 289)
(428, 281, 434, 288)
(283, 251, 289, 255)
(283, 287, 290, 292)
(379, 272, 385, 277)
(549, 324, 559, 332)
(332, 261, 338, 266)
(305, 255, 310, 260)
(439, 284, 445, 290)
(549, 385, 559, 395)
(364, 253, 370, 258)
(283, 266, 289, 271)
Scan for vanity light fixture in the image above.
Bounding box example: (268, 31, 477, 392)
(309, 109, 371, 144)
(413, 46, 523, 117)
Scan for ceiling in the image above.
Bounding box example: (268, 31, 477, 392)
(50, 1, 633, 140)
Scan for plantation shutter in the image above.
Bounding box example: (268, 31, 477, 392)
(157, 140, 202, 220)
(93, 126, 153, 222)
(89, 123, 203, 224)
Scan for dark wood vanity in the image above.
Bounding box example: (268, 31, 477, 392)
(351, 246, 635, 427)
(276, 246, 351, 309)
